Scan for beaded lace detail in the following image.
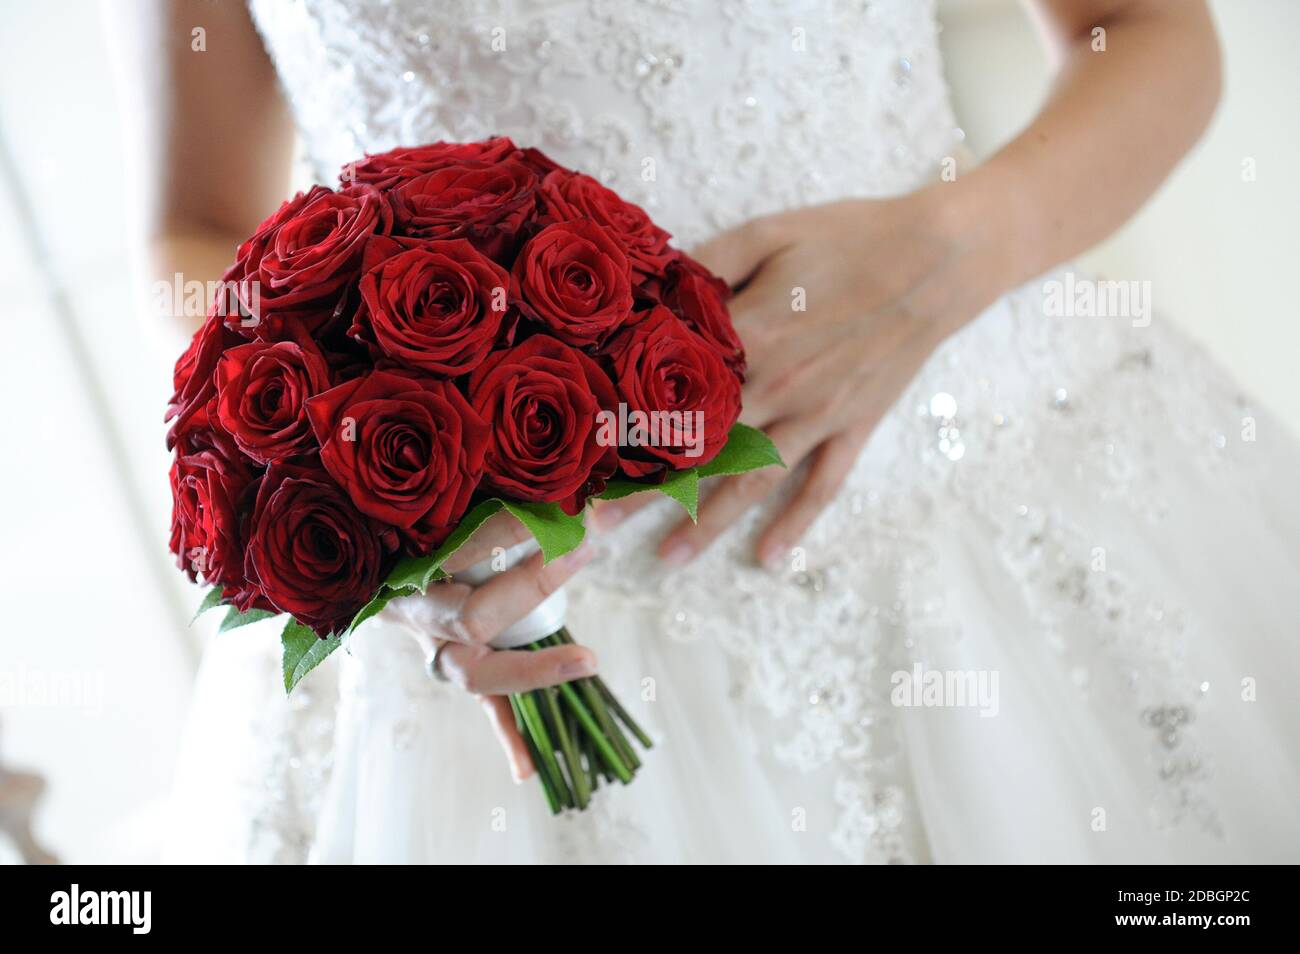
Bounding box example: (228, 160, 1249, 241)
(250, 0, 964, 246)
(572, 275, 1249, 860)
(246, 0, 1251, 862)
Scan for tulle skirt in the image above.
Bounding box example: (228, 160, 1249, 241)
(164, 271, 1300, 864)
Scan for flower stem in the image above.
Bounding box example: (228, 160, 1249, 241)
(517, 689, 572, 808)
(576, 712, 598, 793)
(510, 695, 560, 814)
(578, 676, 640, 772)
(555, 682, 634, 784)
(543, 632, 640, 768)
(514, 628, 651, 809)
(543, 686, 589, 809)
(594, 678, 654, 750)
(556, 627, 653, 748)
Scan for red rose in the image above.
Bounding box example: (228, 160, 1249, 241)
(305, 370, 488, 552)
(351, 236, 512, 376)
(467, 336, 618, 515)
(604, 306, 742, 476)
(169, 428, 256, 590)
(388, 159, 539, 258)
(344, 137, 521, 189)
(242, 462, 394, 635)
(513, 220, 636, 348)
(539, 171, 674, 281)
(517, 147, 570, 177)
(223, 185, 392, 339)
(167, 137, 765, 644)
(664, 254, 746, 376)
(214, 337, 332, 464)
(166, 304, 243, 448)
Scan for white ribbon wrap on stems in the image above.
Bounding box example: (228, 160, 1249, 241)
(457, 539, 568, 649)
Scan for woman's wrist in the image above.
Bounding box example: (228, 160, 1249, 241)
(908, 176, 1021, 336)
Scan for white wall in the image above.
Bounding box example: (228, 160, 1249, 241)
(0, 0, 199, 864)
(938, 0, 1300, 434)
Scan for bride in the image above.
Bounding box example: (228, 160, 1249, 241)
(125, 0, 1300, 863)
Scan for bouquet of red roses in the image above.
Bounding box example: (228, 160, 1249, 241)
(167, 137, 780, 813)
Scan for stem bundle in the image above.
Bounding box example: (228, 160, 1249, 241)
(507, 628, 652, 812)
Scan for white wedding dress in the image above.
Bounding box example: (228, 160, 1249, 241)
(163, 0, 1300, 864)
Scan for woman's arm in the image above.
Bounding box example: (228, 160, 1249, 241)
(109, 0, 294, 351)
(958, 0, 1222, 290)
(634, 0, 1223, 567)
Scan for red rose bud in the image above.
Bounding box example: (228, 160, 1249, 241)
(214, 337, 333, 464)
(516, 146, 571, 177)
(165, 303, 243, 449)
(513, 220, 636, 349)
(388, 159, 539, 259)
(538, 170, 675, 281)
(168, 428, 257, 589)
(342, 136, 522, 189)
(223, 184, 392, 340)
(664, 254, 747, 377)
(305, 370, 488, 553)
(242, 462, 394, 635)
(604, 305, 742, 476)
(468, 335, 619, 515)
(351, 236, 513, 376)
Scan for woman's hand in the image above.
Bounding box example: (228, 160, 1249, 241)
(597, 1, 1223, 571)
(649, 186, 1005, 568)
(378, 512, 596, 782)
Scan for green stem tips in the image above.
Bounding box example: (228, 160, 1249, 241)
(509, 631, 652, 813)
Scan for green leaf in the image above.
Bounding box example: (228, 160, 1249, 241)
(282, 619, 342, 694)
(597, 478, 651, 501)
(697, 422, 785, 478)
(218, 605, 279, 634)
(594, 423, 780, 515)
(597, 470, 700, 519)
(383, 498, 505, 593)
(341, 497, 584, 643)
(656, 468, 700, 520)
(191, 587, 224, 624)
(347, 585, 414, 635)
(503, 501, 587, 563)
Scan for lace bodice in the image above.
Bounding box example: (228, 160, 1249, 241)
(250, 0, 964, 247)
(241, 0, 1263, 863)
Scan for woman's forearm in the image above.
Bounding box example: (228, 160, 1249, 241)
(147, 231, 246, 353)
(942, 0, 1221, 293)
(110, 0, 294, 352)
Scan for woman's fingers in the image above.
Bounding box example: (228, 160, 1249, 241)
(456, 544, 593, 645)
(383, 536, 593, 648)
(754, 421, 872, 568)
(656, 420, 814, 567)
(440, 510, 533, 574)
(588, 493, 656, 532)
(381, 510, 603, 786)
(479, 695, 534, 782)
(690, 215, 787, 289)
(379, 581, 474, 652)
(439, 641, 597, 695)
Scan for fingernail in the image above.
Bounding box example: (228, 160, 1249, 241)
(558, 542, 592, 570)
(559, 656, 597, 679)
(661, 542, 694, 567)
(760, 541, 787, 571)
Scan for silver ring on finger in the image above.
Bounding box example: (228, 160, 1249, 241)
(425, 640, 451, 683)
